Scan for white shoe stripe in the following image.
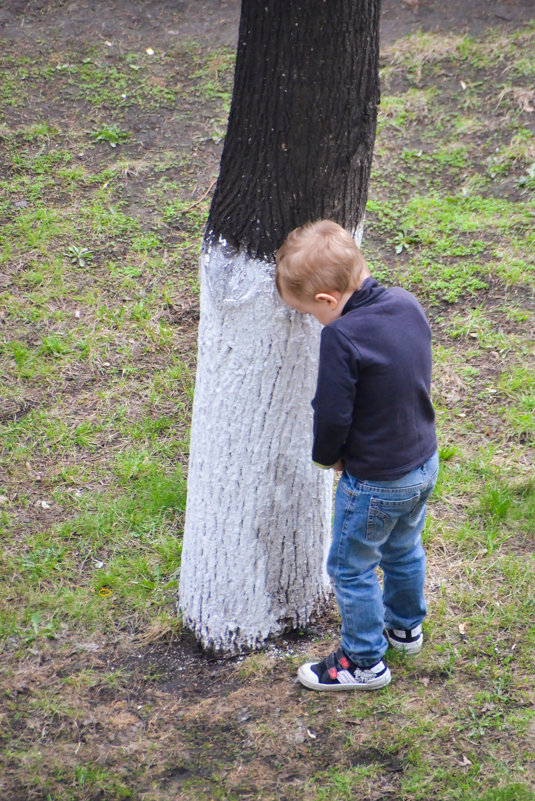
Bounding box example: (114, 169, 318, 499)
(392, 626, 422, 639)
(370, 661, 386, 674)
(336, 670, 359, 684)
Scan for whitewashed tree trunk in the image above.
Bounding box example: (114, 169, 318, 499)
(179, 242, 333, 653)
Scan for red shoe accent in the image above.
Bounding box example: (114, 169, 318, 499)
(328, 667, 338, 680)
(339, 656, 350, 669)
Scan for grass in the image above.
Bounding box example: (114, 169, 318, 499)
(0, 33, 209, 655)
(0, 7, 534, 801)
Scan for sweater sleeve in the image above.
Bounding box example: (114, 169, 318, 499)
(311, 325, 359, 468)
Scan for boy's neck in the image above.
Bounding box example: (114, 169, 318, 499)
(354, 267, 371, 291)
(342, 268, 372, 305)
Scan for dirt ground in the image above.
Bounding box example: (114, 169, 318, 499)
(2, 0, 535, 54)
(1, 1, 534, 800)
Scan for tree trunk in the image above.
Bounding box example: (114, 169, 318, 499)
(208, 0, 381, 259)
(179, 0, 381, 653)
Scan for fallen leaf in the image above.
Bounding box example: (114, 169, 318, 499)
(77, 642, 101, 652)
(460, 754, 472, 766)
(512, 87, 535, 112)
(458, 623, 467, 635)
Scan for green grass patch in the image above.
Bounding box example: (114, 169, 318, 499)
(0, 456, 186, 642)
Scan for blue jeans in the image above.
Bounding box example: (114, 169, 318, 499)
(327, 452, 439, 667)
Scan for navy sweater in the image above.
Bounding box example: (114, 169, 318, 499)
(312, 277, 437, 480)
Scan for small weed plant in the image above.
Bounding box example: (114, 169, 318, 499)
(91, 123, 131, 148)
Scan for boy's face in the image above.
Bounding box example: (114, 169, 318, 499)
(281, 289, 346, 326)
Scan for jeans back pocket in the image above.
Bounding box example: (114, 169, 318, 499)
(366, 494, 420, 542)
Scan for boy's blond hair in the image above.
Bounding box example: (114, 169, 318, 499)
(275, 220, 366, 300)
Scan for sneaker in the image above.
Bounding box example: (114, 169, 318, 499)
(297, 646, 391, 692)
(386, 625, 423, 654)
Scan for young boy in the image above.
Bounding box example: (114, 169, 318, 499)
(276, 220, 438, 691)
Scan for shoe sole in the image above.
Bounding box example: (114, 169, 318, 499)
(386, 632, 423, 654)
(297, 664, 392, 692)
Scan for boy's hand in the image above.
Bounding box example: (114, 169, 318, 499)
(332, 459, 345, 473)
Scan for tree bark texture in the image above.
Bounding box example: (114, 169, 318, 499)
(207, 0, 381, 259)
(179, 0, 381, 652)
(179, 244, 333, 653)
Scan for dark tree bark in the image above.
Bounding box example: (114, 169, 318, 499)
(207, 0, 381, 259)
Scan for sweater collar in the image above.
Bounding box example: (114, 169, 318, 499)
(341, 277, 384, 315)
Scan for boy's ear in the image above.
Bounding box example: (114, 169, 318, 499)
(315, 292, 340, 308)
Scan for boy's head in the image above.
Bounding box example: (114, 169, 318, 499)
(275, 220, 369, 325)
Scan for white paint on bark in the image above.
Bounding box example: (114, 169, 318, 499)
(179, 240, 333, 653)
